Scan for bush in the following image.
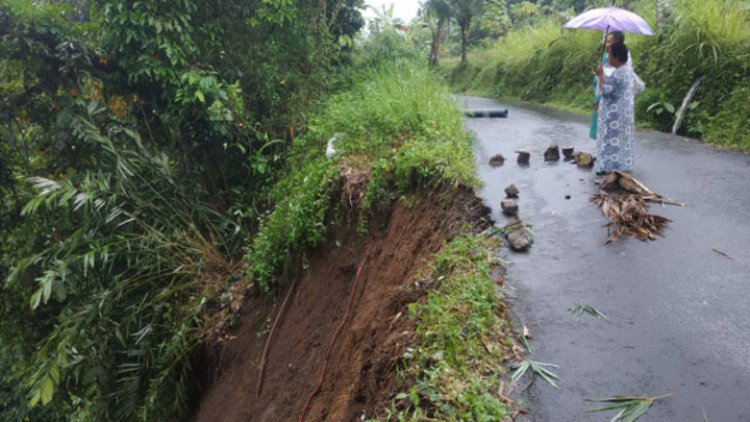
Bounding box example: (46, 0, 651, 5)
(704, 84, 750, 148)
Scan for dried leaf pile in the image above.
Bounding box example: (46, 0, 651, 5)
(591, 172, 683, 244)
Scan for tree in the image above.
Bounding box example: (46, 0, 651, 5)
(421, 0, 452, 66)
(449, 0, 485, 64)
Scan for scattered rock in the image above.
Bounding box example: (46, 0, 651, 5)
(565, 195, 571, 200)
(504, 184, 519, 198)
(544, 145, 560, 161)
(562, 147, 575, 160)
(516, 151, 530, 165)
(489, 154, 505, 167)
(576, 152, 595, 167)
(507, 226, 530, 251)
(501, 200, 519, 216)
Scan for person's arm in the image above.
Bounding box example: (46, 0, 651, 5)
(599, 68, 621, 98)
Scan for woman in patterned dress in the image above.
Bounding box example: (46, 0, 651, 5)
(594, 42, 636, 175)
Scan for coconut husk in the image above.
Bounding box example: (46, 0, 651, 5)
(591, 172, 683, 244)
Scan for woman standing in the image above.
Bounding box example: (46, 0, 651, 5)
(594, 42, 636, 174)
(589, 31, 644, 140)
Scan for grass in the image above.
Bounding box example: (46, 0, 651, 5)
(386, 232, 515, 421)
(245, 64, 478, 290)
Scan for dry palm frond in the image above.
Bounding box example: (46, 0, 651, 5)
(591, 172, 679, 244)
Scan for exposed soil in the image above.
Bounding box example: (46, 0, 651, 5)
(194, 181, 492, 422)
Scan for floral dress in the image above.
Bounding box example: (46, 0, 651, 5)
(596, 66, 636, 173)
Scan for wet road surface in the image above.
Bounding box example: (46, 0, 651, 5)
(460, 95, 750, 421)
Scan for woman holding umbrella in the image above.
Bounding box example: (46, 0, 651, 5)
(562, 6, 654, 173)
(590, 31, 644, 140)
(594, 42, 636, 174)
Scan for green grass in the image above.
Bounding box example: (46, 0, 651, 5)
(384, 232, 514, 421)
(245, 64, 478, 290)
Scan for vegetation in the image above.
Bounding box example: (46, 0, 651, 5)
(0, 0, 365, 419)
(442, 0, 750, 149)
(245, 63, 477, 291)
(587, 393, 672, 421)
(387, 233, 514, 421)
(0, 0, 518, 418)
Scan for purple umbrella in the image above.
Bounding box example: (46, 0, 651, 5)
(563, 7, 654, 36)
(564, 7, 654, 58)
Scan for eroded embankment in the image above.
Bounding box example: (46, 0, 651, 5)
(194, 186, 493, 421)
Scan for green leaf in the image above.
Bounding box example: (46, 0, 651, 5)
(40, 377, 55, 405)
(664, 102, 675, 114)
(195, 90, 205, 103)
(30, 289, 43, 310)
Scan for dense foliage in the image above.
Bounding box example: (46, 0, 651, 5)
(0, 0, 364, 419)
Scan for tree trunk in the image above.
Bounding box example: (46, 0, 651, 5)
(429, 17, 447, 67)
(460, 24, 468, 64)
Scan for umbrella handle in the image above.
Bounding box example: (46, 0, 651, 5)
(601, 25, 610, 59)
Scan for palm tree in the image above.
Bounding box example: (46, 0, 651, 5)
(449, 0, 485, 64)
(421, 0, 452, 66)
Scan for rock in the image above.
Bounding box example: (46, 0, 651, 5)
(501, 200, 519, 216)
(544, 145, 560, 161)
(489, 154, 505, 167)
(516, 151, 530, 165)
(576, 152, 595, 167)
(504, 184, 519, 198)
(507, 226, 530, 251)
(562, 147, 575, 160)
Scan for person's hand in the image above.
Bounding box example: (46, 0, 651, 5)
(593, 103, 599, 113)
(594, 65, 604, 78)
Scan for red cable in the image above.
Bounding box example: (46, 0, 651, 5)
(298, 258, 366, 422)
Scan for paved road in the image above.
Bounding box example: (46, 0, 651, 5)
(460, 95, 750, 421)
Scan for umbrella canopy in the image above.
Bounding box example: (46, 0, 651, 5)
(563, 7, 654, 35)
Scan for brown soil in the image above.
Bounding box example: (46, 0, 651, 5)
(194, 185, 492, 422)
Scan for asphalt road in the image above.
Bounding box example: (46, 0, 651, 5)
(460, 95, 750, 421)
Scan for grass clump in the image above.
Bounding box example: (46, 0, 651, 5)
(388, 233, 514, 421)
(244, 64, 477, 290)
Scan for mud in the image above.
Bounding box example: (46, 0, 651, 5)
(194, 185, 491, 422)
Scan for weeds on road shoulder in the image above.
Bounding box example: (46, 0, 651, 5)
(387, 233, 515, 421)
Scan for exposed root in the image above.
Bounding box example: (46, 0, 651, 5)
(298, 257, 367, 422)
